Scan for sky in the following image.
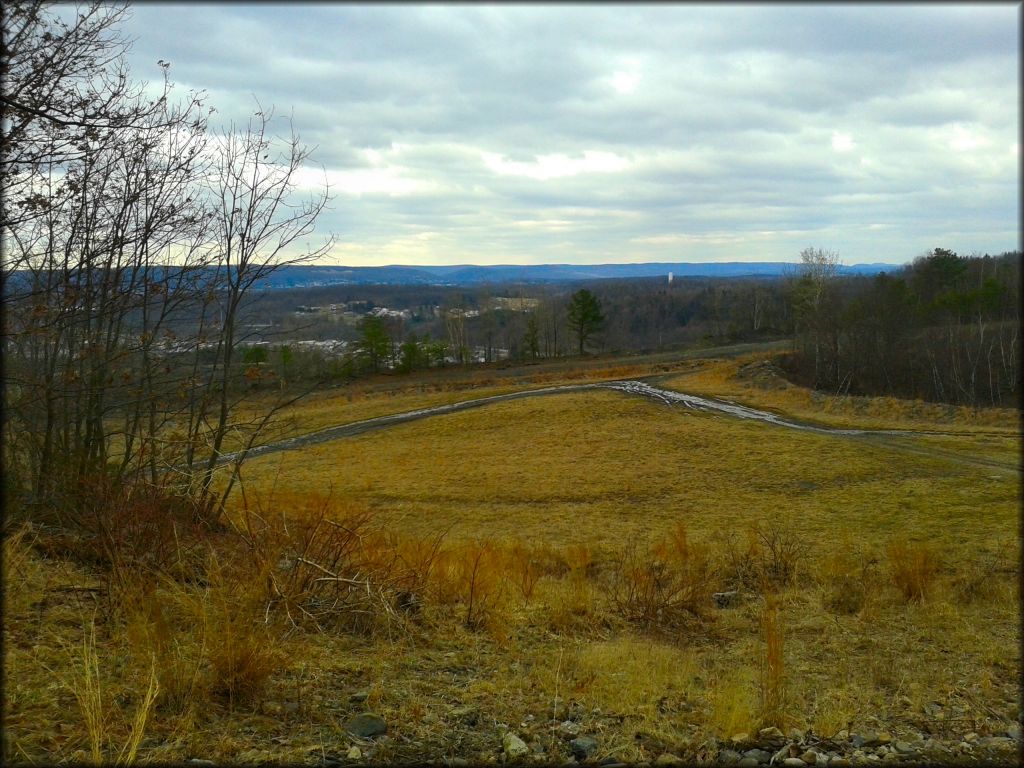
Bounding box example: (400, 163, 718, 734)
(120, 3, 1021, 267)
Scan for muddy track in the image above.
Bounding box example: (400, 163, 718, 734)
(225, 379, 1020, 475)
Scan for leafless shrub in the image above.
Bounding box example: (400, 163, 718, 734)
(720, 522, 802, 592)
(233, 495, 421, 637)
(603, 524, 712, 632)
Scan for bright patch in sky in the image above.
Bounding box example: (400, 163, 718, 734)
(293, 164, 428, 198)
(831, 132, 855, 152)
(481, 151, 630, 180)
(948, 125, 986, 152)
(610, 70, 640, 94)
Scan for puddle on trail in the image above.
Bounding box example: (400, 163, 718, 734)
(597, 380, 870, 435)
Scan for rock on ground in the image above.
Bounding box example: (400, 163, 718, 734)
(344, 712, 387, 739)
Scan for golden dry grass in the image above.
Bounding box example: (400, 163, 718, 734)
(5, 355, 1020, 764)
(236, 391, 1018, 562)
(659, 353, 1020, 433)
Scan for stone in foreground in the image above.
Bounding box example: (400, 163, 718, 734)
(344, 713, 387, 739)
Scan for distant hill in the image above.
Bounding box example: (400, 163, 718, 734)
(3, 261, 905, 294)
(256, 261, 902, 288)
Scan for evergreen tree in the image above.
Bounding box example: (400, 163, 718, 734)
(566, 289, 604, 355)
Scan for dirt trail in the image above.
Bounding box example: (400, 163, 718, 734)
(228, 379, 1020, 475)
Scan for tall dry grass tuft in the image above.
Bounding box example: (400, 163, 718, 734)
(758, 593, 786, 729)
(124, 578, 206, 714)
(71, 621, 160, 765)
(887, 541, 938, 602)
(819, 544, 879, 616)
(708, 670, 758, 738)
(76, 622, 105, 765)
(201, 556, 283, 709)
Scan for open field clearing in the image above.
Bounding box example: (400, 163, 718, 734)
(227, 343, 791, 451)
(238, 391, 1018, 552)
(5, 353, 1020, 766)
(234, 350, 770, 450)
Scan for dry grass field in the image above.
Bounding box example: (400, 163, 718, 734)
(4, 352, 1020, 765)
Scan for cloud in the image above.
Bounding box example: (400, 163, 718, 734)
(121, 4, 1020, 265)
(481, 150, 631, 181)
(831, 133, 855, 153)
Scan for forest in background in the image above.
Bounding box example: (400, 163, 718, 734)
(230, 248, 1021, 410)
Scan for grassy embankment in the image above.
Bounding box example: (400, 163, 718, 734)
(4, 351, 1019, 764)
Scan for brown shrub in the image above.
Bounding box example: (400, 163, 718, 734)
(50, 474, 207, 582)
(758, 593, 786, 728)
(603, 524, 712, 633)
(720, 522, 802, 592)
(887, 541, 939, 602)
(508, 541, 543, 604)
(233, 494, 417, 636)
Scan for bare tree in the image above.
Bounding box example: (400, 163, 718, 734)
(2, 0, 213, 518)
(2, 6, 333, 530)
(184, 107, 334, 522)
(793, 247, 841, 388)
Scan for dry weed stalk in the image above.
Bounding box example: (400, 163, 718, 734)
(509, 541, 542, 604)
(71, 621, 160, 765)
(457, 540, 504, 631)
(758, 593, 786, 728)
(887, 541, 938, 602)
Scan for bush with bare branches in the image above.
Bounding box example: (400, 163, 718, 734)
(602, 524, 713, 632)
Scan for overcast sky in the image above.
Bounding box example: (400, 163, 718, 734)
(121, 4, 1020, 266)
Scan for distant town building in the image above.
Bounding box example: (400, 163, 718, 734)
(369, 306, 412, 320)
(491, 296, 540, 311)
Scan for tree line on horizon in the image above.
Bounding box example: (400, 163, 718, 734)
(238, 247, 1020, 409)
